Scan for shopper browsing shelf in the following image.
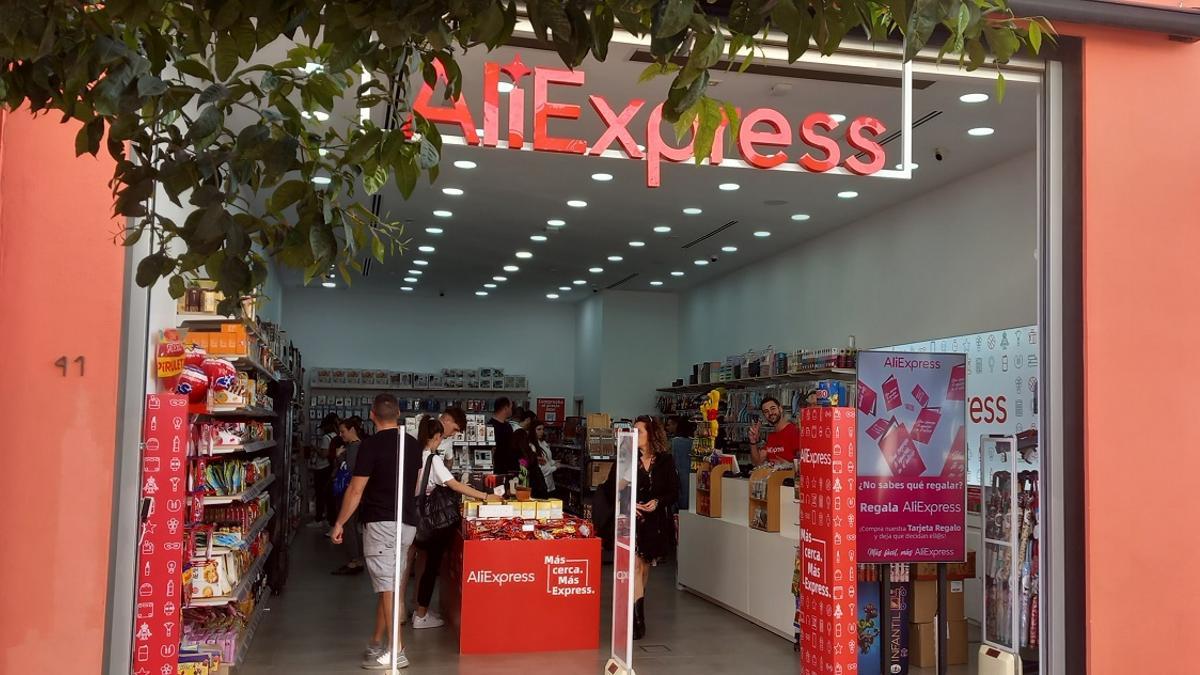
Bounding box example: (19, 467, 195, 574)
(412, 416, 500, 630)
(532, 419, 557, 493)
(330, 395, 418, 670)
(665, 416, 694, 510)
(489, 397, 518, 474)
(748, 396, 801, 466)
(630, 415, 680, 641)
(513, 428, 551, 499)
(308, 413, 338, 528)
(331, 416, 367, 575)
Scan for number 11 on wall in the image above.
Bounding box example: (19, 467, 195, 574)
(54, 355, 85, 377)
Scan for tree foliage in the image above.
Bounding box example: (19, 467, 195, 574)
(0, 0, 1051, 311)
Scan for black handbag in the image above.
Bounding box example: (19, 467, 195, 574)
(415, 453, 460, 542)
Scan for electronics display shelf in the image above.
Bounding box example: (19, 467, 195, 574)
(657, 367, 856, 394)
(186, 542, 274, 608)
(207, 439, 276, 456)
(203, 474, 275, 506)
(179, 315, 298, 382)
(310, 383, 531, 394)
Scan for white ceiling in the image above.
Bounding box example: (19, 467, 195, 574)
(291, 40, 1040, 302)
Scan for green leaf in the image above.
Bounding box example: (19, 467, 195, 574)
(638, 62, 679, 83)
(232, 19, 258, 60)
(269, 179, 306, 212)
(905, 0, 944, 60)
(722, 102, 741, 143)
(693, 97, 722, 164)
(416, 138, 439, 169)
(74, 117, 104, 157)
(187, 106, 223, 144)
(654, 0, 692, 39)
(168, 274, 187, 300)
(394, 157, 419, 199)
(215, 33, 240, 81)
(261, 71, 280, 92)
(996, 70, 1007, 103)
(591, 4, 615, 61)
(136, 254, 167, 288)
(198, 83, 230, 105)
(371, 232, 386, 263)
(175, 58, 213, 81)
(664, 69, 708, 122)
(966, 36, 986, 70)
(954, 3, 969, 52)
(309, 220, 337, 262)
(213, 0, 243, 31)
(136, 74, 168, 97)
(363, 165, 388, 194)
(1028, 21, 1043, 54)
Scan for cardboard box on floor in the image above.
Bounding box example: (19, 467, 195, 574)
(913, 551, 977, 580)
(909, 619, 968, 667)
(910, 579, 966, 623)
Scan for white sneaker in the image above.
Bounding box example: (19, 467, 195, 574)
(362, 644, 385, 661)
(412, 612, 445, 629)
(362, 649, 408, 670)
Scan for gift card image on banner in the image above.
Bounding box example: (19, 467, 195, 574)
(858, 381, 879, 417)
(912, 383, 930, 408)
(865, 416, 893, 441)
(946, 362, 967, 401)
(910, 406, 942, 445)
(882, 374, 903, 411)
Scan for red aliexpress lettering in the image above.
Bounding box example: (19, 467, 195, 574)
(798, 112, 840, 172)
(533, 67, 587, 154)
(844, 116, 887, 175)
(738, 108, 792, 169)
(412, 59, 479, 145)
(645, 103, 694, 188)
(588, 95, 645, 158)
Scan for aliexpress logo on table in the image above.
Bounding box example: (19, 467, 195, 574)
(466, 570, 537, 586)
(414, 54, 888, 188)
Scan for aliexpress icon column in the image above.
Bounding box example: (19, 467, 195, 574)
(799, 407, 858, 675)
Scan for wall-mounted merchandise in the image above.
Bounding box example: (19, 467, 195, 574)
(311, 365, 528, 391)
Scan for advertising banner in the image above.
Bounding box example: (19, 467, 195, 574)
(858, 580, 912, 675)
(132, 393, 189, 675)
(799, 407, 858, 675)
(881, 325, 1040, 488)
(856, 351, 967, 563)
(535, 397, 566, 424)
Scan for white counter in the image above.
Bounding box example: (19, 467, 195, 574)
(677, 475, 798, 640)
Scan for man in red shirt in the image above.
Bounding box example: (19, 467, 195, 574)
(749, 396, 801, 465)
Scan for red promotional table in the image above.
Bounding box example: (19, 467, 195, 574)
(441, 534, 601, 654)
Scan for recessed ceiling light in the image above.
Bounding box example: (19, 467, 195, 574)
(442, 187, 464, 196)
(670, 271, 685, 277)
(493, 276, 508, 282)
(722, 245, 738, 253)
(301, 110, 331, 122)
(837, 191, 859, 199)
(413, 259, 429, 266)
(650, 280, 664, 286)
(321, 281, 336, 288)
(503, 265, 520, 272)
(530, 235, 548, 242)
(515, 250, 533, 259)
(607, 255, 623, 262)
(682, 207, 702, 215)
(895, 162, 920, 170)
(498, 81, 515, 94)
(753, 231, 771, 238)
(303, 62, 324, 74)
(589, 267, 604, 273)
(573, 279, 586, 285)
(718, 183, 740, 191)
(484, 283, 497, 289)
(546, 293, 559, 300)
(591, 173, 613, 182)
(547, 219, 566, 227)
(311, 176, 332, 185)
(433, 209, 452, 218)
(400, 286, 413, 292)
(567, 199, 588, 208)
(454, 160, 477, 169)
(558, 286, 571, 291)
(475, 291, 489, 297)
(628, 241, 645, 247)
(418, 245, 436, 253)
(653, 225, 672, 233)
(960, 92, 989, 103)
(404, 277, 418, 283)
(425, 227, 444, 235)
(318, 148, 329, 157)
(694, 259, 709, 266)
(968, 127, 995, 137)
(830, 113, 847, 123)
(407, 270, 423, 275)
(790, 213, 811, 221)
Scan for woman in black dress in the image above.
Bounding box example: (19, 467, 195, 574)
(632, 415, 678, 640)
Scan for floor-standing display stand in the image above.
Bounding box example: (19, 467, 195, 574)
(605, 428, 639, 675)
(980, 433, 1040, 674)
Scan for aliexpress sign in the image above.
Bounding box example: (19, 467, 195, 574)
(413, 55, 887, 188)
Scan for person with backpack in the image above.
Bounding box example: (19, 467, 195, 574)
(411, 415, 500, 629)
(331, 416, 366, 575)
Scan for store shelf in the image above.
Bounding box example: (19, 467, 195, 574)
(206, 509, 276, 553)
(205, 406, 276, 419)
(208, 439, 276, 456)
(310, 383, 530, 394)
(186, 542, 274, 608)
(233, 592, 271, 665)
(657, 368, 856, 393)
(203, 474, 276, 505)
(230, 354, 280, 383)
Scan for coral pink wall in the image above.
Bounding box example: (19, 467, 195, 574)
(0, 110, 124, 672)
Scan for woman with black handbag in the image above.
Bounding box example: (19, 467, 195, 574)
(412, 416, 500, 629)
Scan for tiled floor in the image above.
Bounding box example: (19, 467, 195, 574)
(240, 529, 978, 674)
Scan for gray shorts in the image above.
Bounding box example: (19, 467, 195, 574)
(363, 521, 416, 593)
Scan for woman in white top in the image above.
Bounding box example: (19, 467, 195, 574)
(532, 419, 557, 492)
(411, 416, 499, 630)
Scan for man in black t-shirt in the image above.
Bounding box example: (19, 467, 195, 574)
(489, 396, 517, 474)
(332, 398, 467, 670)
